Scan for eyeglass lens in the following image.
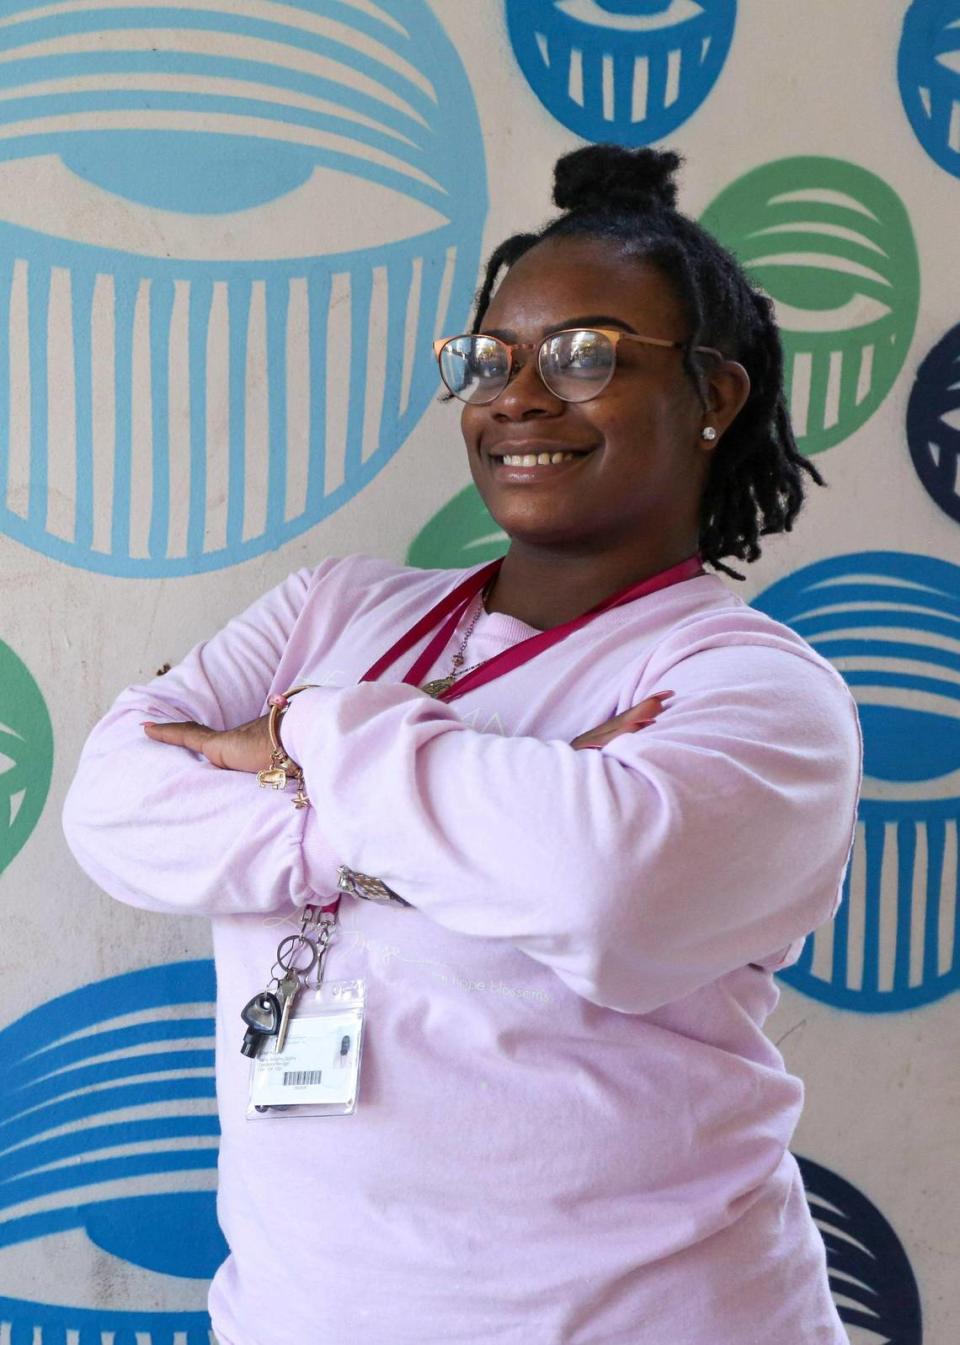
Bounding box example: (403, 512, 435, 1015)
(439, 330, 617, 405)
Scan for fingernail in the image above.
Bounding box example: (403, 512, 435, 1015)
(653, 690, 675, 700)
(140, 721, 155, 728)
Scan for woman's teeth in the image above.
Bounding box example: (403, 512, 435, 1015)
(499, 451, 581, 466)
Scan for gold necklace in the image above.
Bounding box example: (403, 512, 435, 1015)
(420, 595, 486, 698)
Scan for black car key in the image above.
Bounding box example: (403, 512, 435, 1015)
(240, 991, 282, 1058)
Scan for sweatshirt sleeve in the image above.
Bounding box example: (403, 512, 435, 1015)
(62, 566, 341, 918)
(280, 639, 863, 1013)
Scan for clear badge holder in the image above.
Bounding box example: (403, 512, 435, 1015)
(246, 979, 365, 1119)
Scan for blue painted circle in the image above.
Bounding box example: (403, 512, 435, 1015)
(0, 959, 224, 1339)
(753, 552, 960, 1013)
(0, 0, 487, 576)
(0, 960, 222, 1264)
(898, 0, 960, 178)
(907, 321, 960, 524)
(505, 0, 737, 145)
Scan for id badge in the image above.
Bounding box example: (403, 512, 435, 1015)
(246, 980, 365, 1119)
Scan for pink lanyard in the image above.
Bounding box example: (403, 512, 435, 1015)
(361, 554, 704, 704)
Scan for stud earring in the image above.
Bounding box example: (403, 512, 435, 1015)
(701, 426, 718, 442)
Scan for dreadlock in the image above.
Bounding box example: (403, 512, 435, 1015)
(471, 144, 823, 580)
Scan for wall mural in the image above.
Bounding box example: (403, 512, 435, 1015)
(754, 553, 960, 1013)
(504, 0, 737, 145)
(2, 1, 956, 1335)
(701, 159, 920, 457)
(907, 320, 960, 525)
(0, 962, 220, 1342)
(0, 638, 53, 875)
(898, 0, 960, 180)
(0, 0, 486, 576)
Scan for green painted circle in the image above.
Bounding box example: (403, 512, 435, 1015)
(0, 639, 54, 873)
(701, 157, 920, 455)
(407, 485, 507, 569)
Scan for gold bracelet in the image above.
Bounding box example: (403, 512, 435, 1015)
(257, 683, 317, 809)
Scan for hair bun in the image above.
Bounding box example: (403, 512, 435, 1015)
(553, 144, 681, 214)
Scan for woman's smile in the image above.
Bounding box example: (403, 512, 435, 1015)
(486, 439, 597, 479)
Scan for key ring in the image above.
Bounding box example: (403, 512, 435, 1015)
(272, 933, 318, 981)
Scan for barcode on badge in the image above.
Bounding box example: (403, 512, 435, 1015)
(283, 1069, 323, 1086)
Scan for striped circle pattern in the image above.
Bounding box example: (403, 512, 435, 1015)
(505, 0, 736, 146)
(899, 0, 960, 179)
(0, 959, 222, 1284)
(0, 638, 52, 875)
(797, 1155, 922, 1344)
(702, 158, 920, 456)
(0, 0, 487, 575)
(754, 553, 960, 1012)
(907, 320, 960, 524)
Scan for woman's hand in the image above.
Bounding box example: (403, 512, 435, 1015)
(571, 691, 673, 751)
(141, 714, 284, 774)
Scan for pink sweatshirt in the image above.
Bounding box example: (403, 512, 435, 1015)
(63, 556, 861, 1345)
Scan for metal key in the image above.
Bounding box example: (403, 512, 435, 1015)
(275, 970, 301, 1054)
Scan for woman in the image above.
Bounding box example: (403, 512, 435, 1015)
(64, 145, 862, 1344)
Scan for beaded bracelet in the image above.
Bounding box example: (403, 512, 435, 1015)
(257, 683, 317, 809)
